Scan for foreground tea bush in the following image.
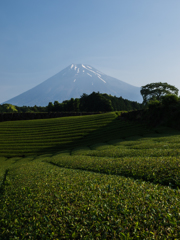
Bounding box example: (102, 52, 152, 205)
(1, 113, 180, 239)
(1, 160, 180, 239)
(47, 155, 180, 188)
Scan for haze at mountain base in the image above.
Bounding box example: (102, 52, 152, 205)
(4, 64, 142, 106)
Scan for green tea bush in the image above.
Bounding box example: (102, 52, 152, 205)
(47, 154, 180, 188)
(0, 112, 153, 157)
(0, 112, 119, 156)
(1, 113, 180, 238)
(1, 160, 180, 239)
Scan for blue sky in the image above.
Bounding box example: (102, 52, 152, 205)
(1, 0, 180, 104)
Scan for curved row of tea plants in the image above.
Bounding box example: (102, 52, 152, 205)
(47, 154, 180, 188)
(1, 113, 180, 238)
(38, 130, 180, 188)
(1, 158, 180, 239)
(0, 112, 152, 157)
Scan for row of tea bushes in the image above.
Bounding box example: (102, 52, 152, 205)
(46, 154, 180, 188)
(73, 146, 180, 158)
(0, 112, 153, 157)
(0, 113, 117, 156)
(43, 132, 180, 188)
(1, 159, 180, 239)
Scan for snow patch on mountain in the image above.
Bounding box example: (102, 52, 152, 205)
(81, 64, 106, 83)
(98, 76, 106, 83)
(3, 63, 142, 106)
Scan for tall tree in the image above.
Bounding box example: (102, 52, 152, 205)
(140, 82, 179, 105)
(47, 102, 54, 112)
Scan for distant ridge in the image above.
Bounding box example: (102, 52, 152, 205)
(4, 64, 142, 106)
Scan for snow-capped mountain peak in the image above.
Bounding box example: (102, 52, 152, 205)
(3, 64, 142, 106)
(67, 64, 106, 83)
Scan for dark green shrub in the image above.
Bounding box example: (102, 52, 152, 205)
(148, 99, 161, 110)
(161, 94, 179, 106)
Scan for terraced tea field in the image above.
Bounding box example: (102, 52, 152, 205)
(0, 112, 152, 157)
(1, 112, 180, 239)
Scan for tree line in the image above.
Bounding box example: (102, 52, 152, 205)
(0, 92, 142, 113)
(1, 82, 179, 113)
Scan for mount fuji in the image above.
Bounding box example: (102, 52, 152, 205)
(4, 64, 142, 106)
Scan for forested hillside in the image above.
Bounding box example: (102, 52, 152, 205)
(1, 92, 142, 113)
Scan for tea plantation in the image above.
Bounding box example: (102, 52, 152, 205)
(1, 112, 180, 239)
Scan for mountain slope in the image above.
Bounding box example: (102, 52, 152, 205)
(4, 64, 142, 106)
